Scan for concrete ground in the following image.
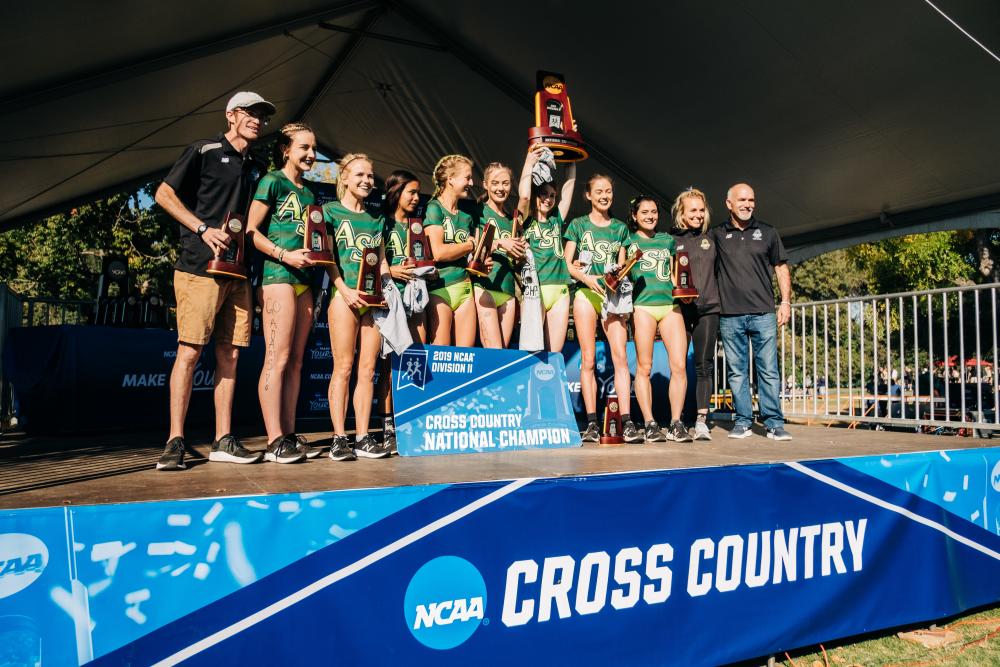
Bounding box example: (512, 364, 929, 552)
(0, 423, 993, 510)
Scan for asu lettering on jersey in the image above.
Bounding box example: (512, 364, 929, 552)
(474, 204, 517, 295)
(383, 219, 409, 291)
(253, 170, 315, 286)
(524, 213, 570, 285)
(424, 198, 475, 288)
(564, 216, 631, 276)
(323, 200, 385, 288)
(629, 232, 676, 306)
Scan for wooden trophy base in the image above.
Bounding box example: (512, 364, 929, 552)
(303, 250, 335, 265)
(599, 435, 624, 447)
(407, 259, 435, 269)
(529, 127, 589, 162)
(358, 293, 386, 308)
(672, 287, 700, 300)
(466, 261, 490, 278)
(206, 260, 247, 280)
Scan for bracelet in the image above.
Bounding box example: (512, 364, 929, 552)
(278, 249, 286, 262)
(780, 301, 791, 305)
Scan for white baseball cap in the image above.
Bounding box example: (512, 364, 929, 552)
(225, 91, 276, 115)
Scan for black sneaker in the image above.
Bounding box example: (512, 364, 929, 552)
(264, 435, 304, 464)
(622, 418, 644, 444)
(668, 420, 693, 443)
(292, 433, 322, 459)
(384, 429, 398, 456)
(156, 437, 187, 471)
(209, 434, 263, 464)
(581, 421, 601, 443)
(355, 434, 391, 459)
(644, 421, 667, 442)
(329, 435, 357, 462)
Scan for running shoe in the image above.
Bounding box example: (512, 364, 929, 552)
(210, 434, 263, 464)
(693, 420, 712, 441)
(293, 433, 322, 459)
(355, 434, 392, 459)
(384, 429, 398, 456)
(156, 437, 187, 471)
(264, 435, 304, 464)
(766, 426, 793, 441)
(644, 421, 667, 442)
(668, 420, 693, 443)
(329, 435, 357, 462)
(728, 424, 754, 439)
(581, 421, 601, 443)
(622, 419, 644, 444)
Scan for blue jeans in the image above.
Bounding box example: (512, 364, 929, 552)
(719, 313, 784, 430)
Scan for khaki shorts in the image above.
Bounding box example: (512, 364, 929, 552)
(174, 270, 251, 347)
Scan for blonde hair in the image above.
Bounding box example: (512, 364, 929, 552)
(336, 152, 372, 200)
(479, 161, 513, 207)
(671, 187, 711, 231)
(273, 122, 314, 167)
(431, 154, 473, 199)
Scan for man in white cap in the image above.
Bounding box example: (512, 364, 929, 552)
(154, 92, 276, 470)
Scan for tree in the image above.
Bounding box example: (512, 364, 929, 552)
(0, 183, 177, 301)
(847, 230, 974, 295)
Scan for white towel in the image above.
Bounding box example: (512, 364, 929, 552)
(532, 147, 557, 185)
(518, 248, 545, 351)
(374, 279, 413, 358)
(402, 265, 436, 316)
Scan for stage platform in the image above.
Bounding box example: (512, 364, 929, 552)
(3, 425, 999, 666)
(0, 423, 987, 509)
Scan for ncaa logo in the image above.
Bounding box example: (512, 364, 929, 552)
(990, 460, 1000, 493)
(404, 556, 487, 650)
(0, 534, 48, 599)
(398, 349, 428, 391)
(533, 362, 555, 382)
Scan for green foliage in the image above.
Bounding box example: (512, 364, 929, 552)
(847, 230, 975, 294)
(790, 249, 867, 302)
(0, 184, 177, 300)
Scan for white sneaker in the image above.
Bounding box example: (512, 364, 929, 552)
(693, 421, 712, 441)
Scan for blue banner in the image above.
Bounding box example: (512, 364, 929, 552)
(3, 447, 1000, 665)
(391, 345, 581, 456)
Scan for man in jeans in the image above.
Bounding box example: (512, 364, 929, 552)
(154, 92, 278, 470)
(712, 183, 792, 440)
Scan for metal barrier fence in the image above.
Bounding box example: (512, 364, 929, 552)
(713, 283, 999, 434)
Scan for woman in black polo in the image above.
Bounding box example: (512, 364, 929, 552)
(670, 188, 720, 440)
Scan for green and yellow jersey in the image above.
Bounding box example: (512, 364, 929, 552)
(323, 200, 384, 288)
(523, 212, 570, 286)
(383, 217, 409, 291)
(563, 215, 631, 277)
(253, 171, 316, 286)
(423, 198, 474, 288)
(473, 203, 517, 295)
(628, 232, 675, 306)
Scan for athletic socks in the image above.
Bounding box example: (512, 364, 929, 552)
(587, 412, 598, 424)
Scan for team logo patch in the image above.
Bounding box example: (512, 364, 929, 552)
(725, 233, 733, 239)
(404, 556, 487, 650)
(398, 349, 429, 391)
(701, 238, 711, 250)
(752, 229, 763, 241)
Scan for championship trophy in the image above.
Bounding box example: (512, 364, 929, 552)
(528, 71, 588, 162)
(356, 247, 386, 307)
(600, 397, 624, 446)
(672, 251, 699, 300)
(405, 218, 434, 267)
(302, 205, 335, 265)
(206, 212, 247, 279)
(604, 248, 644, 292)
(466, 221, 496, 277)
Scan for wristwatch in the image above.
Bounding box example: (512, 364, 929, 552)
(196, 223, 208, 237)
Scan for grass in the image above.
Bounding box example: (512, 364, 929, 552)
(776, 605, 1000, 667)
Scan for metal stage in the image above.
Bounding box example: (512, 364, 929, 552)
(0, 423, 987, 510)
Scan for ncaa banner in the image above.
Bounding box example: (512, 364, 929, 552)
(391, 345, 581, 456)
(2, 448, 1000, 665)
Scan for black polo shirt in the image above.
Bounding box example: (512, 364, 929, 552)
(711, 217, 788, 315)
(163, 133, 264, 276)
